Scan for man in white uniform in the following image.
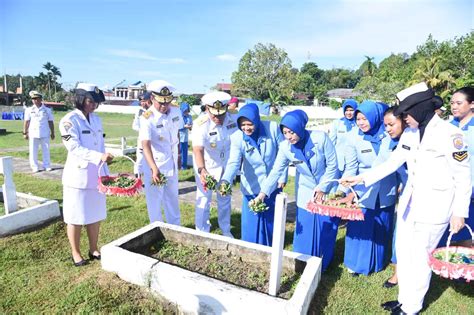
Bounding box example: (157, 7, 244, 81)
(139, 80, 184, 224)
(192, 91, 238, 237)
(132, 92, 152, 176)
(341, 83, 471, 315)
(23, 91, 55, 172)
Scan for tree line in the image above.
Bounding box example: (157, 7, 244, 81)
(231, 32, 473, 110)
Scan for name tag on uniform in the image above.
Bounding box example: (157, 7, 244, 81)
(226, 123, 236, 129)
(103, 133, 106, 138)
(156, 124, 163, 128)
(361, 149, 372, 153)
(338, 130, 345, 133)
(172, 116, 180, 122)
(82, 130, 91, 134)
(402, 144, 411, 150)
(292, 160, 304, 165)
(246, 147, 255, 153)
(209, 131, 217, 136)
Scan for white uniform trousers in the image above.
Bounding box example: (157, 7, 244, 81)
(194, 172, 232, 235)
(142, 165, 180, 225)
(29, 137, 51, 171)
(396, 205, 448, 314)
(134, 148, 144, 175)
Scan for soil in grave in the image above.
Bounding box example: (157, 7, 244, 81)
(148, 239, 301, 299)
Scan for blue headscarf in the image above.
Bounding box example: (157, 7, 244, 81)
(237, 103, 262, 149)
(341, 99, 358, 131)
(180, 102, 192, 125)
(280, 110, 315, 170)
(356, 100, 386, 153)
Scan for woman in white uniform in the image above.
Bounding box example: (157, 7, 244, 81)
(59, 83, 114, 267)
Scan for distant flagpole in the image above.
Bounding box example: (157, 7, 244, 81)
(4, 72, 8, 106)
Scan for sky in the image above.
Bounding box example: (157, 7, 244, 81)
(1, 0, 472, 94)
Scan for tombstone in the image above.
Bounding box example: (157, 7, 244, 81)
(0, 157, 18, 213)
(0, 156, 60, 237)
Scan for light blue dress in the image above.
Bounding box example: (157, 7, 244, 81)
(261, 110, 339, 271)
(221, 104, 286, 245)
(342, 101, 398, 275)
(329, 99, 358, 172)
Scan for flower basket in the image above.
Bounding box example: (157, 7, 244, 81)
(305, 180, 364, 221)
(428, 224, 474, 282)
(97, 155, 143, 197)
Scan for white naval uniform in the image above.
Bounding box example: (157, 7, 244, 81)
(59, 109, 109, 225)
(139, 105, 184, 224)
(361, 115, 471, 314)
(132, 107, 146, 175)
(191, 113, 238, 234)
(24, 104, 54, 171)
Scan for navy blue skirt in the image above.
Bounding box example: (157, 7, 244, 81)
(344, 204, 395, 275)
(241, 189, 281, 246)
(293, 206, 340, 271)
(437, 200, 474, 247)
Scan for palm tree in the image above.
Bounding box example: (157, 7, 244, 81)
(51, 65, 62, 100)
(410, 56, 455, 98)
(43, 62, 54, 99)
(359, 56, 377, 77)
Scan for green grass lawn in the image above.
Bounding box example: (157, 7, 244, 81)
(1, 173, 472, 314)
(1, 112, 472, 314)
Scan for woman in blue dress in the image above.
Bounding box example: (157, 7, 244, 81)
(254, 110, 339, 271)
(178, 102, 193, 170)
(329, 99, 359, 172)
(220, 103, 287, 246)
(341, 100, 398, 276)
(438, 86, 474, 247)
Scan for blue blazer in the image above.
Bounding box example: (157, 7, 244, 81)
(221, 121, 287, 196)
(329, 118, 356, 171)
(261, 130, 339, 209)
(343, 129, 398, 209)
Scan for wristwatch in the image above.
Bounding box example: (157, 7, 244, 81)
(198, 167, 206, 175)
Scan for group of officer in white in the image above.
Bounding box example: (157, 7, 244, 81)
(51, 79, 471, 313)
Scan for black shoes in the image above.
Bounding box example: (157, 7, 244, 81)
(89, 251, 101, 260)
(390, 305, 418, 315)
(72, 257, 88, 267)
(383, 279, 398, 288)
(381, 300, 402, 311)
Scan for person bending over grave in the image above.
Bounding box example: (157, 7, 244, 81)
(220, 103, 287, 246)
(139, 80, 184, 225)
(253, 110, 340, 271)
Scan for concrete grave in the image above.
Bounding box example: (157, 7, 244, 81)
(102, 220, 322, 314)
(0, 156, 60, 237)
(105, 137, 136, 157)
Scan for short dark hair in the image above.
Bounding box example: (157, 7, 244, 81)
(453, 86, 474, 103)
(74, 94, 92, 111)
(384, 105, 401, 117)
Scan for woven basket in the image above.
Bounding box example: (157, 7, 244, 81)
(97, 155, 143, 197)
(428, 224, 474, 282)
(305, 180, 364, 221)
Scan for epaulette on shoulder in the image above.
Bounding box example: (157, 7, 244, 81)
(142, 110, 153, 119)
(196, 115, 209, 126)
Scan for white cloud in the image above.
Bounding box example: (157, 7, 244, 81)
(136, 70, 162, 77)
(108, 49, 158, 61)
(216, 54, 238, 61)
(158, 58, 186, 64)
(271, 1, 470, 59)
